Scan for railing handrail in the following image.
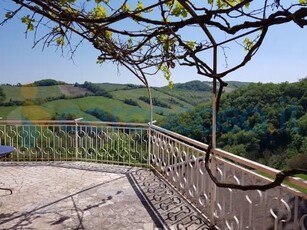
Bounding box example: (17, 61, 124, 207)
(0, 120, 148, 127)
(213, 148, 307, 196)
(151, 125, 208, 151)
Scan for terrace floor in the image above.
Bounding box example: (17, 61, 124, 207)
(0, 162, 210, 230)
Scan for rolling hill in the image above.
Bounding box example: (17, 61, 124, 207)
(162, 79, 307, 170)
(0, 80, 249, 122)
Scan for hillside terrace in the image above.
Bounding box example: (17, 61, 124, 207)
(0, 120, 306, 229)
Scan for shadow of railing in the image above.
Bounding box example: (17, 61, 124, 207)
(127, 169, 210, 230)
(0, 162, 211, 230)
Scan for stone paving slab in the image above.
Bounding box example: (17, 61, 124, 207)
(0, 162, 156, 230)
(0, 162, 209, 230)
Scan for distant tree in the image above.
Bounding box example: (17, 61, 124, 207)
(175, 81, 212, 92)
(51, 112, 77, 120)
(164, 81, 307, 170)
(139, 96, 171, 108)
(126, 84, 145, 89)
(298, 114, 307, 136)
(33, 79, 67, 86)
(0, 87, 5, 103)
(288, 153, 307, 170)
(124, 99, 139, 107)
(86, 108, 119, 122)
(80, 81, 113, 98)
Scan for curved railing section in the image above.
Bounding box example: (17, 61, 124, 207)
(149, 124, 307, 230)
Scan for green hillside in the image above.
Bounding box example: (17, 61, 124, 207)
(93, 83, 144, 92)
(1, 85, 63, 103)
(155, 80, 249, 105)
(0, 80, 249, 122)
(163, 79, 307, 170)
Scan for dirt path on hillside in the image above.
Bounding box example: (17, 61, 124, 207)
(58, 85, 92, 97)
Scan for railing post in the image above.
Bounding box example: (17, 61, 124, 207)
(74, 118, 83, 160)
(0, 117, 3, 145)
(147, 125, 151, 167)
(147, 120, 156, 167)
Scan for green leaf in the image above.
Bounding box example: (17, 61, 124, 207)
(122, 3, 130, 12)
(136, 1, 144, 11)
(170, 1, 188, 18)
(186, 41, 196, 50)
(210, 0, 249, 9)
(243, 37, 253, 51)
(168, 81, 174, 89)
(56, 36, 65, 46)
(105, 30, 112, 40)
(21, 15, 35, 31)
(135, 1, 144, 16)
(5, 12, 13, 19)
(160, 64, 172, 87)
(90, 5, 107, 18)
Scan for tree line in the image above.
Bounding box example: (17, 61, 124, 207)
(78, 81, 113, 98)
(162, 79, 307, 170)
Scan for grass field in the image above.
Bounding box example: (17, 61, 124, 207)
(1, 96, 163, 122)
(0, 81, 248, 122)
(155, 87, 211, 106)
(1, 85, 63, 102)
(94, 83, 136, 92)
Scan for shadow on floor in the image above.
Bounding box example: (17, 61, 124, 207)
(127, 169, 210, 230)
(0, 162, 210, 230)
(0, 175, 127, 230)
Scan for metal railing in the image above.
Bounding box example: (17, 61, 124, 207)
(0, 120, 306, 229)
(0, 120, 148, 166)
(149, 125, 307, 230)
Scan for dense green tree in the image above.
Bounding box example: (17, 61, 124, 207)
(32, 79, 67, 86)
(298, 114, 307, 136)
(0, 87, 5, 103)
(124, 99, 139, 107)
(52, 112, 77, 120)
(81, 81, 113, 98)
(139, 96, 171, 109)
(288, 153, 307, 170)
(175, 81, 212, 92)
(86, 108, 119, 122)
(163, 81, 307, 169)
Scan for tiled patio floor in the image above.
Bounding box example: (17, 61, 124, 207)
(0, 162, 209, 230)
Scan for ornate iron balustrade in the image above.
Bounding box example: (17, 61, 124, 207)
(0, 120, 306, 229)
(150, 125, 307, 230)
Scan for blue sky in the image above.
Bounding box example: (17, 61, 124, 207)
(0, 2, 307, 86)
